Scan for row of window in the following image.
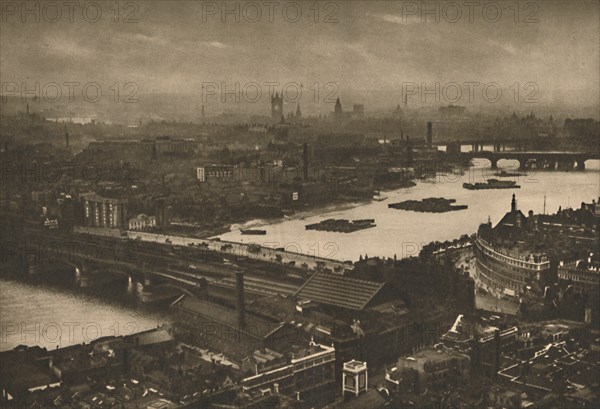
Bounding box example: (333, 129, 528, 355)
(477, 240, 549, 271)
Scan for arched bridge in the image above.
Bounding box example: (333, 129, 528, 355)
(463, 151, 600, 170)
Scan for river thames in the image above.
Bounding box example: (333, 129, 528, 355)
(219, 160, 600, 261)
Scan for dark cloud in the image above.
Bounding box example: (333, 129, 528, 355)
(1, 0, 598, 107)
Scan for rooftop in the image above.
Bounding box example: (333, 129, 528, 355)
(172, 296, 280, 341)
(295, 272, 386, 310)
(400, 346, 469, 364)
(344, 359, 367, 371)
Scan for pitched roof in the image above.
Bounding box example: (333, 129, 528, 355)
(496, 207, 526, 226)
(295, 272, 386, 310)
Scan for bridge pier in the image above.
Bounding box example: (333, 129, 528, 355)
(576, 160, 586, 171)
(517, 159, 526, 170)
(557, 160, 571, 171)
(490, 158, 498, 169)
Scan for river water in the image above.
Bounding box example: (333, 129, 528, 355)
(0, 279, 170, 351)
(218, 159, 600, 261)
(2, 160, 598, 350)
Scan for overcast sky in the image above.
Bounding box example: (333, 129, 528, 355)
(1, 0, 599, 109)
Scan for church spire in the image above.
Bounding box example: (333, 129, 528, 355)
(334, 97, 342, 118)
(511, 194, 517, 213)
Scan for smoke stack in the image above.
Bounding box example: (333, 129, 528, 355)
(302, 143, 309, 182)
(236, 271, 246, 329)
(65, 125, 69, 148)
(494, 329, 501, 377)
(201, 105, 205, 119)
(426, 122, 432, 148)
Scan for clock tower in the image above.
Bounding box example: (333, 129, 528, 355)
(271, 92, 283, 122)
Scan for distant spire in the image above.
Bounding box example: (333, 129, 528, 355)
(543, 195, 546, 215)
(511, 194, 517, 212)
(334, 97, 342, 116)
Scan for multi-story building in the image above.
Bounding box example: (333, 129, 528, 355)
(80, 193, 128, 229)
(342, 360, 368, 397)
(127, 214, 157, 231)
(558, 254, 600, 294)
(387, 347, 470, 392)
(196, 164, 235, 182)
(474, 195, 552, 297)
(241, 341, 336, 402)
(153, 136, 198, 154)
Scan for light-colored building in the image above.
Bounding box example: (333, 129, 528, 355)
(128, 214, 157, 231)
(196, 164, 235, 182)
(342, 360, 368, 397)
(196, 167, 206, 182)
(241, 341, 335, 400)
(80, 193, 128, 229)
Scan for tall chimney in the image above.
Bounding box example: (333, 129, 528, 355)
(302, 143, 309, 182)
(493, 329, 501, 377)
(65, 125, 69, 148)
(426, 121, 432, 148)
(236, 271, 246, 329)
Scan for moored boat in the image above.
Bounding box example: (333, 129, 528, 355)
(241, 229, 267, 235)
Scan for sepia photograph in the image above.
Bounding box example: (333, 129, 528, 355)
(0, 0, 599, 408)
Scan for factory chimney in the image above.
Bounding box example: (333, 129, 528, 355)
(236, 271, 246, 329)
(302, 143, 309, 182)
(493, 329, 501, 377)
(65, 125, 69, 148)
(426, 121, 432, 148)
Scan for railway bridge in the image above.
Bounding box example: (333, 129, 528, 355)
(463, 151, 599, 170)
